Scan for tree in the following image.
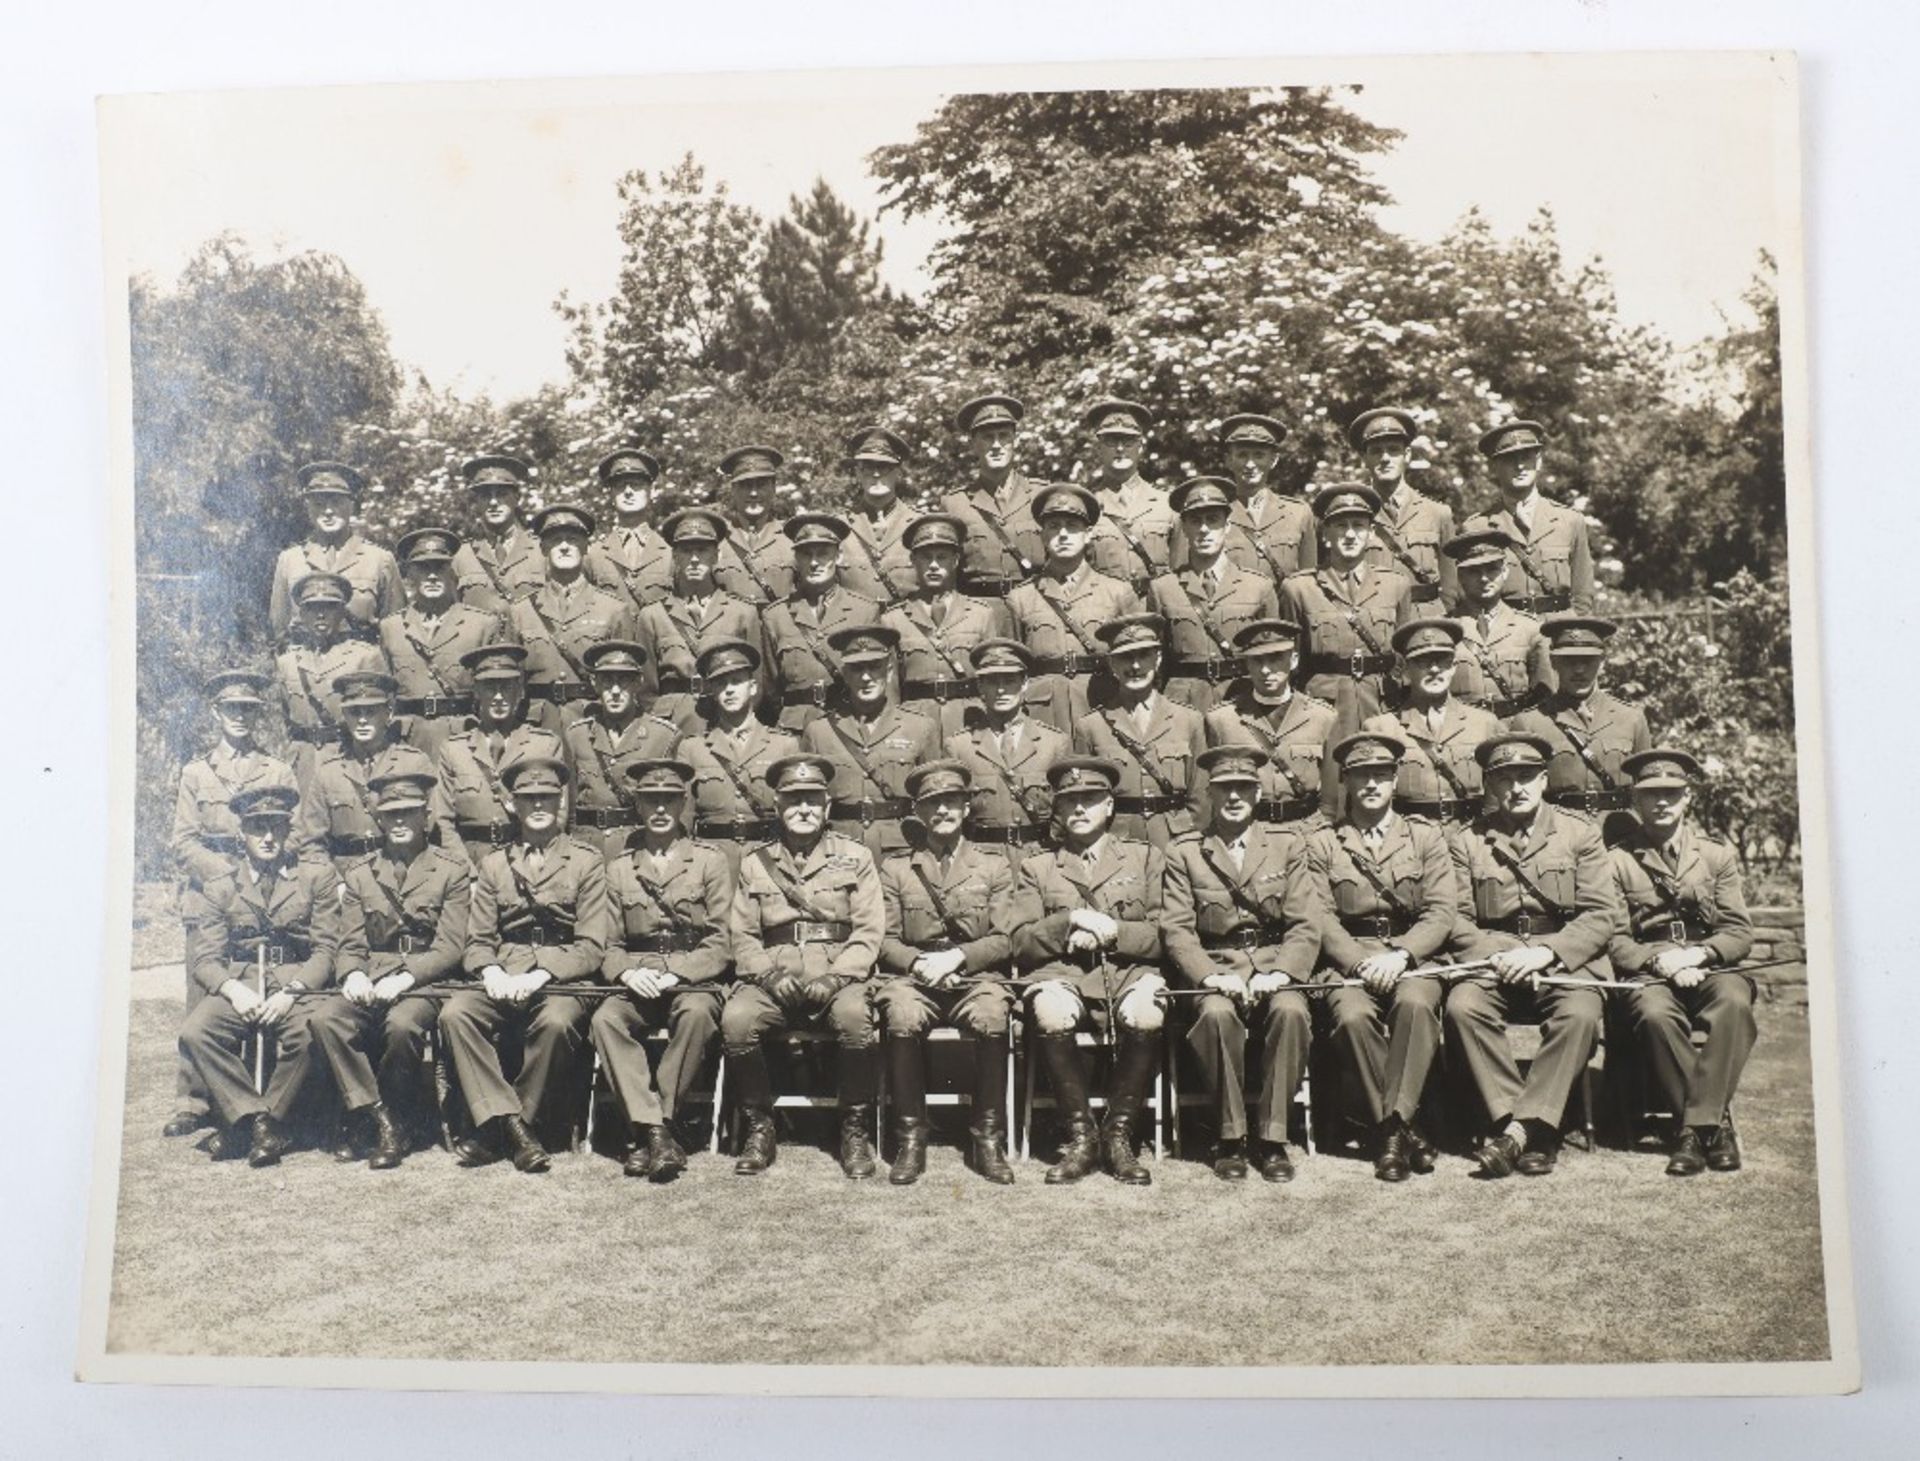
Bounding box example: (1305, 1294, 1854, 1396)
(726, 178, 890, 380)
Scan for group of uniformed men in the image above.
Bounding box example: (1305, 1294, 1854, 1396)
(163, 396, 1760, 1188)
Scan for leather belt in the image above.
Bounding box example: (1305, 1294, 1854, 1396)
(1163, 656, 1242, 683)
(965, 820, 1048, 846)
(573, 806, 637, 828)
(376, 933, 430, 955)
(201, 833, 242, 854)
(764, 919, 853, 946)
(1031, 654, 1097, 677)
(1302, 651, 1395, 679)
(625, 929, 711, 954)
(1487, 910, 1568, 938)
(1257, 796, 1321, 824)
(1633, 912, 1714, 945)
(960, 573, 1025, 597)
(1399, 795, 1478, 823)
(1113, 794, 1186, 816)
(530, 681, 593, 703)
(501, 926, 575, 946)
(1503, 588, 1572, 613)
(1339, 911, 1415, 939)
(227, 937, 311, 964)
(829, 798, 911, 825)
(325, 833, 381, 857)
(456, 819, 515, 846)
(1200, 926, 1290, 950)
(784, 682, 833, 708)
(395, 694, 473, 717)
(902, 678, 976, 703)
(694, 816, 774, 840)
(286, 724, 334, 744)
(655, 672, 702, 696)
(1549, 788, 1631, 813)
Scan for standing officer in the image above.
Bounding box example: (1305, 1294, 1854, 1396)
(884, 512, 1012, 725)
(440, 756, 610, 1174)
(712, 445, 795, 607)
(762, 512, 883, 731)
(1013, 756, 1167, 1186)
(1281, 484, 1415, 721)
(1150, 477, 1280, 712)
(1203, 618, 1338, 827)
(295, 672, 455, 872)
(379, 527, 516, 761)
(682, 638, 799, 870)
(1081, 398, 1170, 595)
(1608, 748, 1757, 1176)
(1071, 614, 1205, 849)
(312, 765, 473, 1168)
(452, 453, 547, 610)
(1444, 732, 1625, 1178)
(1206, 411, 1316, 582)
(563, 640, 684, 857)
(270, 571, 385, 789)
(177, 785, 361, 1165)
(1347, 408, 1456, 606)
(591, 759, 734, 1181)
(584, 446, 675, 610)
(945, 638, 1070, 859)
(267, 462, 402, 638)
(1162, 746, 1324, 1182)
(1362, 618, 1503, 829)
(721, 753, 887, 1179)
(874, 760, 1021, 1185)
(837, 425, 919, 603)
(1462, 420, 1595, 615)
(1443, 529, 1553, 717)
(434, 645, 569, 863)
(1005, 483, 1143, 732)
(510, 502, 642, 732)
(801, 625, 943, 862)
(632, 506, 761, 732)
(944, 392, 1044, 598)
(1307, 732, 1458, 1182)
(1509, 615, 1651, 835)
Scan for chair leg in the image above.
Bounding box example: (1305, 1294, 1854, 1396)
(1163, 1025, 1182, 1160)
(1581, 1065, 1596, 1150)
(1019, 1026, 1034, 1159)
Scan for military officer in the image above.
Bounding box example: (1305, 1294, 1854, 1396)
(943, 392, 1044, 598)
(1012, 756, 1167, 1185)
(1444, 733, 1625, 1178)
(1361, 618, 1502, 829)
(1281, 484, 1415, 721)
(1307, 731, 1458, 1182)
(590, 759, 734, 1181)
(721, 753, 888, 1179)
(1004, 483, 1142, 732)
(563, 640, 684, 856)
(1150, 476, 1280, 712)
(295, 672, 455, 871)
(1162, 746, 1324, 1182)
(311, 766, 473, 1167)
(1071, 614, 1205, 849)
(452, 453, 547, 610)
(682, 638, 799, 868)
(177, 785, 361, 1165)
(378, 526, 516, 760)
(1444, 528, 1554, 717)
(270, 571, 385, 788)
(1347, 407, 1456, 606)
(761, 511, 883, 731)
(1509, 614, 1652, 835)
(874, 760, 1021, 1185)
(801, 625, 943, 860)
(584, 446, 676, 610)
(266, 462, 402, 637)
(945, 638, 1070, 860)
(1081, 398, 1172, 595)
(1207, 410, 1316, 582)
(1607, 748, 1757, 1176)
(440, 756, 610, 1174)
(1203, 618, 1338, 827)
(632, 506, 761, 732)
(1462, 419, 1595, 615)
(883, 512, 1011, 728)
(510, 503, 643, 732)
(434, 645, 570, 862)
(836, 425, 920, 603)
(712, 445, 796, 606)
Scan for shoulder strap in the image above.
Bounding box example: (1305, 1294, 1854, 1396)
(724, 535, 776, 601)
(1027, 577, 1102, 655)
(1226, 713, 1309, 798)
(1157, 571, 1230, 654)
(970, 495, 1036, 576)
(774, 597, 839, 675)
(1100, 709, 1180, 797)
(845, 525, 911, 606)
(1192, 840, 1272, 924)
(751, 843, 830, 921)
(1553, 713, 1629, 788)
(397, 619, 453, 693)
(519, 593, 593, 682)
(898, 599, 970, 679)
(1314, 570, 1392, 658)
(704, 736, 767, 810)
(362, 862, 430, 936)
(1401, 721, 1472, 798)
(1336, 825, 1413, 916)
(1484, 832, 1574, 921)
(822, 717, 886, 794)
(1370, 516, 1439, 589)
(908, 859, 967, 943)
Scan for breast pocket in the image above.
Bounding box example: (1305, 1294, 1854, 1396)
(1527, 855, 1578, 910)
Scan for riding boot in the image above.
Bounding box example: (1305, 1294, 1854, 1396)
(837, 1043, 879, 1180)
(1101, 1030, 1160, 1185)
(727, 1043, 777, 1175)
(969, 1034, 1015, 1184)
(368, 1102, 407, 1170)
(1038, 1034, 1099, 1184)
(886, 1036, 928, 1185)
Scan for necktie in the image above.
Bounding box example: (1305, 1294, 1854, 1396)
(1477, 611, 1493, 640)
(1227, 838, 1245, 872)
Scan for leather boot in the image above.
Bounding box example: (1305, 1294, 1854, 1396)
(969, 1035, 1015, 1185)
(646, 1123, 687, 1183)
(247, 1114, 292, 1168)
(368, 1102, 406, 1170)
(1038, 1034, 1099, 1185)
(502, 1114, 551, 1174)
(887, 1036, 928, 1185)
(163, 1111, 208, 1138)
(1666, 1127, 1707, 1177)
(728, 1044, 777, 1175)
(837, 1043, 880, 1180)
(1212, 1136, 1248, 1181)
(1374, 1120, 1411, 1183)
(1408, 1124, 1437, 1175)
(207, 1114, 256, 1162)
(1101, 1032, 1159, 1185)
(1705, 1118, 1742, 1172)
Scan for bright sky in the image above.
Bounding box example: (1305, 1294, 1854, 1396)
(106, 56, 1792, 402)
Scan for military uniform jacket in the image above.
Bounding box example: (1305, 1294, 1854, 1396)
(1450, 603, 1553, 713)
(1305, 815, 1457, 973)
(271, 635, 386, 746)
(1607, 823, 1754, 976)
(1087, 474, 1174, 593)
(1448, 806, 1624, 979)
(466, 835, 610, 980)
(433, 719, 570, 834)
(837, 501, 919, 604)
(184, 854, 360, 996)
(1149, 558, 1280, 687)
(295, 740, 458, 863)
(453, 525, 546, 611)
(943, 472, 1045, 586)
(762, 586, 883, 719)
(1363, 487, 1457, 604)
(268, 533, 403, 637)
(1463, 495, 1595, 613)
(879, 839, 1020, 976)
(730, 832, 885, 985)
(1280, 565, 1414, 695)
(1509, 690, 1653, 801)
(1012, 834, 1163, 978)
(1006, 565, 1141, 668)
(170, 743, 300, 888)
(1362, 701, 1503, 809)
(801, 704, 944, 852)
(600, 839, 734, 985)
(684, 721, 799, 824)
(586, 522, 675, 609)
(946, 711, 1069, 830)
(1204, 690, 1338, 819)
(713, 519, 795, 606)
(509, 579, 643, 696)
(883, 593, 1014, 689)
(564, 711, 687, 815)
(635, 591, 760, 691)
(1179, 490, 1316, 584)
(1163, 824, 1324, 984)
(339, 844, 472, 985)
(377, 602, 515, 706)
(1073, 694, 1206, 843)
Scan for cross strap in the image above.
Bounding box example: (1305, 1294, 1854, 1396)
(1027, 576, 1103, 656)
(1314, 570, 1393, 659)
(1100, 708, 1182, 798)
(704, 736, 769, 812)
(519, 592, 594, 683)
(1483, 833, 1574, 922)
(1230, 714, 1311, 800)
(908, 859, 970, 945)
(1401, 720, 1473, 799)
(822, 716, 888, 796)
(1462, 623, 1524, 699)
(363, 863, 432, 941)
(723, 535, 776, 601)
(1371, 517, 1439, 590)
(1192, 839, 1273, 926)
(1156, 569, 1233, 655)
(751, 844, 833, 923)
(1335, 824, 1415, 918)
(845, 525, 912, 605)
(898, 598, 971, 680)
(1552, 713, 1629, 788)
(503, 856, 575, 940)
(398, 620, 454, 694)
(969, 492, 1036, 576)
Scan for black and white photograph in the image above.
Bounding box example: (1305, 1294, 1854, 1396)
(79, 50, 1852, 1396)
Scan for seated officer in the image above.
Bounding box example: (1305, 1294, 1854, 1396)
(722, 753, 887, 1179)
(590, 759, 734, 1182)
(563, 639, 683, 857)
(761, 512, 884, 731)
(178, 786, 361, 1166)
(1444, 529, 1553, 717)
(311, 767, 473, 1168)
(1509, 614, 1652, 839)
(945, 637, 1069, 861)
(631, 506, 761, 732)
(1306, 732, 1458, 1182)
(435, 645, 569, 863)
(1362, 618, 1502, 830)
(1607, 748, 1757, 1176)
(1149, 476, 1280, 714)
(1444, 733, 1625, 1178)
(439, 756, 610, 1174)
(1012, 757, 1167, 1186)
(296, 672, 454, 872)
(1162, 746, 1323, 1183)
(875, 760, 1021, 1186)
(1071, 613, 1205, 849)
(682, 637, 798, 869)
(882, 512, 1012, 728)
(1203, 617, 1337, 826)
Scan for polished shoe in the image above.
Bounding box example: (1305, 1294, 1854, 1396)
(1211, 1137, 1248, 1181)
(969, 1115, 1016, 1185)
(1665, 1127, 1707, 1177)
(247, 1115, 292, 1168)
(734, 1109, 777, 1175)
(1257, 1142, 1296, 1183)
(622, 1142, 655, 1178)
(1374, 1124, 1411, 1184)
(1472, 1133, 1520, 1179)
(1516, 1139, 1558, 1177)
(162, 1111, 208, 1138)
(330, 1115, 367, 1163)
(1705, 1120, 1742, 1172)
(645, 1124, 687, 1183)
(839, 1105, 878, 1180)
(502, 1115, 551, 1174)
(205, 1116, 255, 1162)
(889, 1117, 929, 1186)
(454, 1130, 502, 1167)
(1046, 1117, 1101, 1185)
(1102, 1116, 1151, 1185)
(368, 1103, 407, 1171)
(1407, 1126, 1437, 1175)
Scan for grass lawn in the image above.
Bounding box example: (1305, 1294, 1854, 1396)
(102, 983, 1833, 1371)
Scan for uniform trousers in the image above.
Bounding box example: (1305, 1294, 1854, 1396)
(438, 989, 595, 1128)
(589, 985, 726, 1128)
(1322, 976, 1445, 1126)
(1443, 977, 1603, 1129)
(1183, 989, 1310, 1144)
(305, 994, 440, 1114)
(1622, 971, 1757, 1128)
(1026, 964, 1164, 1036)
(873, 978, 1013, 1039)
(720, 979, 877, 1049)
(178, 995, 324, 1128)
